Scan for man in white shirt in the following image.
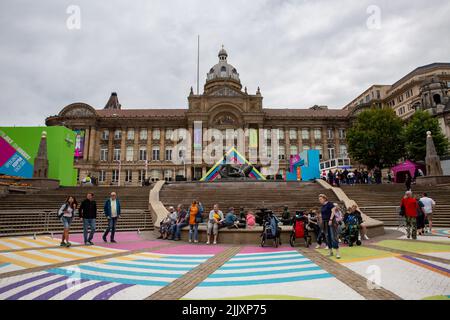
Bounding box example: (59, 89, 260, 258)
(419, 193, 436, 233)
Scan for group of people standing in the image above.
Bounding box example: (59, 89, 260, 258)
(159, 202, 257, 245)
(322, 167, 383, 187)
(57, 192, 122, 247)
(400, 191, 436, 239)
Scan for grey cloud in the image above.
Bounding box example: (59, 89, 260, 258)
(0, 0, 449, 126)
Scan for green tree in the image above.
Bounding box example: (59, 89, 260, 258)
(403, 110, 449, 161)
(347, 108, 405, 169)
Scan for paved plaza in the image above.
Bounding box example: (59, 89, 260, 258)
(0, 230, 449, 300)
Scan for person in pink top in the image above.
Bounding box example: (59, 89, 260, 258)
(246, 211, 256, 229)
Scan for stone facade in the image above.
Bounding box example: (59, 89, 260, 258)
(45, 48, 350, 186)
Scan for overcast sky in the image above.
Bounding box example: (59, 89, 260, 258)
(1, 0, 449, 126)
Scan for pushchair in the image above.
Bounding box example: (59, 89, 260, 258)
(343, 214, 362, 247)
(289, 211, 312, 248)
(260, 212, 281, 248)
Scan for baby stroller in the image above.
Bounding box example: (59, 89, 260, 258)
(343, 214, 362, 247)
(289, 212, 312, 248)
(260, 212, 281, 248)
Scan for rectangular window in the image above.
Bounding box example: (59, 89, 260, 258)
(164, 170, 173, 182)
(277, 129, 284, 140)
(290, 145, 298, 156)
(278, 146, 285, 160)
(139, 147, 147, 161)
(328, 148, 335, 160)
(327, 128, 334, 139)
(99, 170, 106, 183)
(100, 148, 108, 162)
(314, 129, 322, 140)
(289, 129, 297, 140)
(112, 170, 119, 183)
(126, 146, 134, 162)
(113, 148, 121, 161)
(138, 170, 146, 183)
(152, 147, 160, 161)
(101, 130, 109, 140)
(140, 129, 148, 140)
(301, 129, 310, 140)
(125, 170, 132, 183)
(165, 148, 173, 161)
(165, 129, 174, 140)
(339, 129, 346, 139)
(153, 129, 160, 140)
(339, 145, 348, 158)
(127, 129, 135, 140)
(114, 130, 122, 140)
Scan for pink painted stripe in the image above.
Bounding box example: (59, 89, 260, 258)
(95, 241, 167, 250)
(0, 137, 16, 166)
(68, 232, 143, 243)
(151, 244, 227, 255)
(239, 245, 297, 254)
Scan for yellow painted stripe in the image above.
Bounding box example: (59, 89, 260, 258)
(339, 254, 399, 264)
(26, 238, 60, 247)
(83, 246, 123, 254)
(68, 247, 114, 257)
(0, 238, 31, 249)
(39, 249, 89, 260)
(15, 251, 62, 264)
(0, 244, 11, 251)
(0, 255, 35, 268)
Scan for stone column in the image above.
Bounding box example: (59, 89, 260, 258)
(93, 128, 101, 162)
(88, 127, 97, 162)
(83, 128, 90, 161)
(298, 128, 303, 153)
(134, 128, 139, 162)
(309, 127, 315, 151)
(108, 129, 114, 163)
(322, 126, 328, 160)
(160, 128, 165, 161)
(334, 127, 340, 158)
(120, 128, 126, 163)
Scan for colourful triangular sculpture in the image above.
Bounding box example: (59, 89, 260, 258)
(201, 147, 266, 181)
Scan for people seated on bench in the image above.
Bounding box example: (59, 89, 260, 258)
(246, 211, 256, 229)
(207, 204, 224, 245)
(159, 206, 177, 240)
(346, 204, 369, 240)
(281, 205, 291, 225)
(188, 200, 204, 244)
(221, 207, 246, 229)
(170, 204, 188, 241)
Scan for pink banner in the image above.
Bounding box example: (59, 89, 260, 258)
(0, 136, 16, 167)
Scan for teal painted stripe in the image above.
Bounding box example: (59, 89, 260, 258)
(209, 266, 322, 278)
(0, 263, 11, 268)
(48, 268, 171, 287)
(78, 265, 183, 279)
(133, 259, 199, 266)
(221, 260, 313, 270)
(150, 255, 212, 261)
(105, 262, 194, 271)
(235, 251, 299, 259)
(226, 256, 308, 264)
(199, 272, 333, 287)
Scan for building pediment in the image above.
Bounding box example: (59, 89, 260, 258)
(59, 103, 97, 118)
(209, 86, 244, 97)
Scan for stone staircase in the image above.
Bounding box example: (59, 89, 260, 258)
(341, 184, 450, 227)
(0, 187, 154, 236)
(159, 181, 339, 217)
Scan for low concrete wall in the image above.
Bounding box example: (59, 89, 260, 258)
(316, 179, 385, 237)
(149, 180, 169, 231)
(416, 175, 450, 186)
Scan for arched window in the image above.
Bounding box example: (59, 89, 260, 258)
(220, 66, 227, 77)
(433, 94, 442, 105)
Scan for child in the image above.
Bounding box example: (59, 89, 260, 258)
(246, 211, 256, 229)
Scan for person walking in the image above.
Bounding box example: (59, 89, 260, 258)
(319, 194, 340, 259)
(419, 193, 436, 233)
(79, 193, 97, 246)
(188, 200, 203, 243)
(171, 205, 188, 241)
(405, 172, 412, 191)
(103, 192, 121, 243)
(207, 204, 224, 245)
(58, 196, 78, 248)
(400, 191, 419, 240)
